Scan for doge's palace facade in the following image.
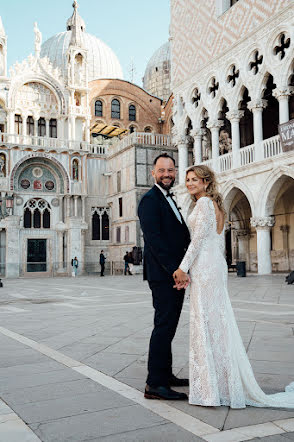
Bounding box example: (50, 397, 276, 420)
(170, 0, 294, 274)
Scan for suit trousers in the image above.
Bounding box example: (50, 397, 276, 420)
(147, 279, 185, 387)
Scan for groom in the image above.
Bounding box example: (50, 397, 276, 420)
(138, 153, 190, 400)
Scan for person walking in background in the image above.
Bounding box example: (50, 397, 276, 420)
(123, 251, 130, 275)
(138, 153, 190, 401)
(127, 251, 134, 275)
(99, 250, 106, 277)
(72, 256, 78, 277)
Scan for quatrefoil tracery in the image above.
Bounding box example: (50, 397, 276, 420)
(274, 33, 291, 60)
(249, 51, 263, 75)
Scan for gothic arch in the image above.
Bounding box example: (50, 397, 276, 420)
(10, 154, 70, 193)
(260, 166, 294, 216)
(222, 179, 255, 215)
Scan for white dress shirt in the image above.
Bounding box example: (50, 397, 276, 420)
(155, 183, 182, 223)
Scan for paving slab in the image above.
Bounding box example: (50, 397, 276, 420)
(0, 274, 294, 442)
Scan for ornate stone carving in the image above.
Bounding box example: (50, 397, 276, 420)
(34, 22, 42, 58)
(207, 119, 223, 130)
(247, 99, 268, 112)
(226, 110, 244, 122)
(250, 216, 275, 228)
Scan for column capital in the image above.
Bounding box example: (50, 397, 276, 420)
(226, 110, 244, 122)
(207, 119, 223, 130)
(250, 216, 275, 228)
(191, 128, 205, 138)
(174, 134, 187, 145)
(248, 99, 267, 112)
(273, 86, 294, 101)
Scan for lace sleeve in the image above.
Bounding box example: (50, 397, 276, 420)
(179, 197, 212, 273)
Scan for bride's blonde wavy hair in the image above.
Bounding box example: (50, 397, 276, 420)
(186, 165, 226, 215)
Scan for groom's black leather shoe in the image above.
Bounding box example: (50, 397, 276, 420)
(169, 374, 189, 387)
(144, 385, 188, 400)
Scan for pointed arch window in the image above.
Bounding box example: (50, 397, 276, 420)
(91, 207, 110, 241)
(129, 105, 136, 121)
(95, 100, 103, 117)
(27, 116, 34, 136)
(38, 118, 46, 137)
(111, 99, 120, 119)
(15, 114, 23, 135)
(23, 199, 51, 229)
(49, 119, 57, 138)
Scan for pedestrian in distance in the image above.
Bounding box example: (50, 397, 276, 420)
(99, 250, 106, 277)
(123, 251, 131, 275)
(71, 256, 78, 277)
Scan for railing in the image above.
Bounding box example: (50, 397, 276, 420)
(0, 133, 106, 155)
(202, 135, 283, 174)
(116, 132, 172, 150)
(240, 143, 255, 166)
(263, 134, 282, 159)
(219, 152, 232, 172)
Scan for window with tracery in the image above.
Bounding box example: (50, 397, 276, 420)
(15, 114, 22, 135)
(49, 119, 57, 138)
(23, 199, 51, 229)
(27, 116, 34, 136)
(91, 207, 110, 240)
(111, 99, 120, 119)
(38, 118, 46, 137)
(129, 105, 136, 121)
(95, 100, 103, 117)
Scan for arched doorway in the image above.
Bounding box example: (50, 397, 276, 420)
(265, 175, 294, 272)
(224, 187, 254, 271)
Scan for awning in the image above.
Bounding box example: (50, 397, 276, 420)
(91, 122, 127, 137)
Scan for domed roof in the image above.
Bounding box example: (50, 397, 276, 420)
(143, 41, 171, 102)
(40, 2, 123, 82)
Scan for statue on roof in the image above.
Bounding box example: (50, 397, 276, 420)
(34, 22, 42, 58)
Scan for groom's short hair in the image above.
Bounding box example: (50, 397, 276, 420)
(153, 153, 176, 166)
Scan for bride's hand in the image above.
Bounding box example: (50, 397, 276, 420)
(173, 268, 189, 289)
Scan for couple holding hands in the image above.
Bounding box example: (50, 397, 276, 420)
(138, 153, 294, 409)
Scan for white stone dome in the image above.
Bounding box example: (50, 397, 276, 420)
(143, 41, 171, 101)
(41, 31, 123, 82)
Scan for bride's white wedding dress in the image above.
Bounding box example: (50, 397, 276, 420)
(179, 196, 294, 408)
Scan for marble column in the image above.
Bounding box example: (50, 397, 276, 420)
(74, 195, 78, 217)
(280, 224, 290, 271)
(7, 111, 14, 135)
(273, 87, 291, 124)
(248, 99, 267, 162)
(65, 195, 71, 219)
(191, 128, 204, 165)
(46, 119, 50, 138)
(251, 216, 275, 275)
(81, 196, 86, 221)
(3, 216, 21, 278)
(67, 217, 88, 275)
(227, 110, 244, 168)
(207, 120, 223, 172)
(176, 135, 188, 184)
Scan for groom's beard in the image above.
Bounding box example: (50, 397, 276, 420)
(156, 177, 175, 191)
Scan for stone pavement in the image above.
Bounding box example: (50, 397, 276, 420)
(0, 274, 293, 442)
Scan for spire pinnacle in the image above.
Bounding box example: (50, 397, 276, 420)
(66, 1, 85, 48)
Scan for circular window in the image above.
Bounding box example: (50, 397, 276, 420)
(45, 180, 55, 191)
(32, 167, 43, 178)
(20, 179, 30, 189)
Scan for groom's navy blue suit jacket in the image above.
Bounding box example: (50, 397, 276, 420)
(138, 185, 190, 281)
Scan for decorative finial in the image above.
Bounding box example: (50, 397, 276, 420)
(34, 22, 42, 58)
(0, 16, 5, 37)
(73, 0, 78, 9)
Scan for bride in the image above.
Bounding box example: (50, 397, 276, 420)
(173, 165, 294, 409)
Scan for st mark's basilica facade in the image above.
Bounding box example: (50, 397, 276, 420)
(0, 0, 293, 278)
(0, 2, 174, 277)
